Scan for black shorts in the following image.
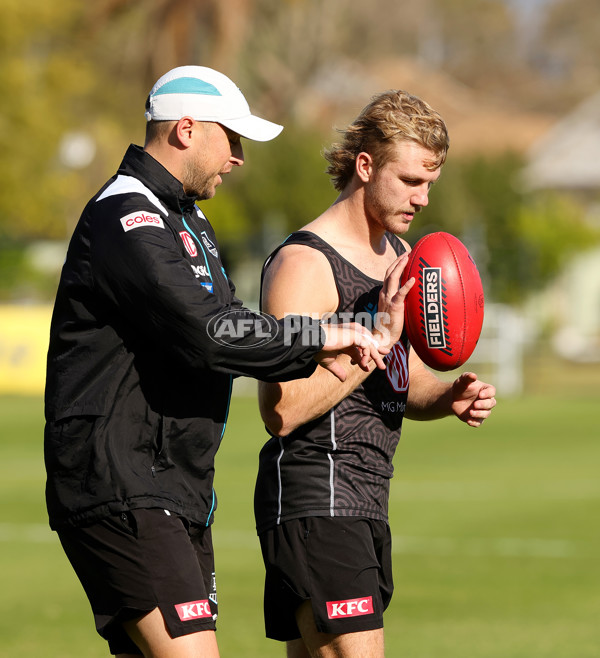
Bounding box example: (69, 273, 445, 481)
(57, 508, 218, 655)
(259, 516, 393, 641)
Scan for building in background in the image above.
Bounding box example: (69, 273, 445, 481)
(522, 91, 600, 362)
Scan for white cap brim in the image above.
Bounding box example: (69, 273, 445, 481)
(219, 114, 283, 142)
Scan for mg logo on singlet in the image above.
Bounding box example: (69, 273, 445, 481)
(326, 596, 374, 619)
(385, 341, 409, 393)
(174, 599, 212, 621)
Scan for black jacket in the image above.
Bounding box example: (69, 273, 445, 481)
(44, 144, 321, 529)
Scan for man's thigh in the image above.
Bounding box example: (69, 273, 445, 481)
(120, 607, 220, 658)
(290, 600, 384, 658)
(58, 508, 218, 655)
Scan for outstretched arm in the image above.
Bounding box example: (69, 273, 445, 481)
(406, 349, 497, 427)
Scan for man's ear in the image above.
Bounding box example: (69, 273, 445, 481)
(356, 152, 373, 183)
(175, 116, 195, 148)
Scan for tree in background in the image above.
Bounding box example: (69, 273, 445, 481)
(422, 153, 598, 305)
(0, 0, 598, 304)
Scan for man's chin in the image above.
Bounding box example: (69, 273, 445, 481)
(189, 185, 216, 201)
(203, 180, 221, 200)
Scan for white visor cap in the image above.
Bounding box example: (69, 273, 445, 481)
(145, 65, 283, 142)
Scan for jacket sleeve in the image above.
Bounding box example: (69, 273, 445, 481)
(89, 196, 322, 382)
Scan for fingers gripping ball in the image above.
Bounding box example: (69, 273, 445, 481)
(400, 232, 484, 371)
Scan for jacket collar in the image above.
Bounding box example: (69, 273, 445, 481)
(118, 144, 199, 214)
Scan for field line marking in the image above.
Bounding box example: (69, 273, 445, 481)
(0, 522, 54, 543)
(0, 523, 589, 559)
(391, 535, 581, 558)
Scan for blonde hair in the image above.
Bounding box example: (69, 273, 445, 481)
(324, 90, 449, 191)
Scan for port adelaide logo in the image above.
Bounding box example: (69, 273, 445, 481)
(418, 258, 452, 355)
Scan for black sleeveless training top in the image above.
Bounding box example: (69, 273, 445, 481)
(254, 231, 410, 533)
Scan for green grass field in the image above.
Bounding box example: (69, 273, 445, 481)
(1, 385, 599, 657)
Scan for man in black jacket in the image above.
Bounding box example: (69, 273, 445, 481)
(44, 66, 398, 657)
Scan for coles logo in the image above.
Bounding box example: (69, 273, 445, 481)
(327, 596, 374, 619)
(179, 231, 198, 257)
(120, 211, 165, 232)
(174, 599, 212, 621)
(385, 341, 409, 393)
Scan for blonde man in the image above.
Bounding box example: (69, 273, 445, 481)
(255, 91, 497, 658)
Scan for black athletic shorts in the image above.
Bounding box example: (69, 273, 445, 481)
(258, 516, 393, 641)
(57, 508, 218, 655)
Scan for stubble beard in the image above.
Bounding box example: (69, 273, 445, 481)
(366, 193, 418, 236)
(182, 157, 216, 201)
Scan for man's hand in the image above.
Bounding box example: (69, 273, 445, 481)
(316, 323, 389, 382)
(315, 253, 415, 382)
(451, 372, 497, 427)
(374, 253, 415, 348)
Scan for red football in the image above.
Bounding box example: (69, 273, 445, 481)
(400, 232, 484, 371)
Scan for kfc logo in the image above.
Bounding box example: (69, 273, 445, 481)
(120, 211, 165, 232)
(179, 231, 198, 257)
(174, 599, 212, 621)
(326, 596, 374, 619)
